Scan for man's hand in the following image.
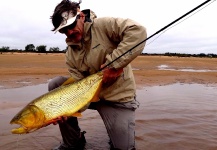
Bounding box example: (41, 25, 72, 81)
(101, 65, 123, 87)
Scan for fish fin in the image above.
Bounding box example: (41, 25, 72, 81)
(45, 118, 62, 126)
(71, 112, 82, 117)
(61, 77, 76, 86)
(90, 80, 102, 102)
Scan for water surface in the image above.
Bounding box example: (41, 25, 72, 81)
(157, 64, 217, 72)
(0, 83, 217, 150)
(136, 83, 217, 150)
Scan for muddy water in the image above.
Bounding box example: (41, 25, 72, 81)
(0, 83, 217, 150)
(136, 84, 217, 150)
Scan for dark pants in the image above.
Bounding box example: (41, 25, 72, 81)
(48, 76, 139, 150)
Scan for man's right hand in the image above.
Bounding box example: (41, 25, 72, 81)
(101, 65, 123, 87)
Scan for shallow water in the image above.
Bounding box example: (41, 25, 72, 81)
(157, 64, 217, 72)
(136, 84, 217, 150)
(0, 83, 217, 150)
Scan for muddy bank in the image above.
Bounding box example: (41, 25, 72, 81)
(0, 53, 217, 89)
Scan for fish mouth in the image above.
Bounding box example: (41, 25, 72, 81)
(10, 110, 32, 134)
(10, 121, 39, 134)
(10, 104, 45, 134)
(11, 126, 28, 134)
(10, 122, 29, 134)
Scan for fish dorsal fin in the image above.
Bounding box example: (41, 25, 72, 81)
(61, 77, 76, 86)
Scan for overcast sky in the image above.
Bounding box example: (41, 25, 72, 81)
(0, 0, 216, 54)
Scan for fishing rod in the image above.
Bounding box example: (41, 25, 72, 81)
(100, 0, 214, 70)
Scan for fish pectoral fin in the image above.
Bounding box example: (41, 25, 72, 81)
(71, 112, 82, 117)
(61, 77, 76, 86)
(46, 117, 64, 125)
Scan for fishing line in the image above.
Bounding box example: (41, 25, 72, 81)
(145, 0, 216, 47)
(100, 0, 215, 70)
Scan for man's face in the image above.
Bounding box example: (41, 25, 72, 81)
(59, 13, 85, 43)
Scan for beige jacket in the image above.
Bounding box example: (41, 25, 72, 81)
(65, 9, 147, 102)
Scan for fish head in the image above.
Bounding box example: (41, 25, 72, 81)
(10, 104, 45, 134)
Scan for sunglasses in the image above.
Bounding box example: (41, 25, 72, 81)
(59, 15, 80, 34)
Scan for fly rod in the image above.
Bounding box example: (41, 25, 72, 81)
(100, 0, 214, 70)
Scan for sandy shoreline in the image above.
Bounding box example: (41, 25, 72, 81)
(0, 53, 217, 89)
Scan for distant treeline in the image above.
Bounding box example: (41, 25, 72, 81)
(0, 45, 66, 53)
(0, 46, 216, 58)
(141, 52, 217, 58)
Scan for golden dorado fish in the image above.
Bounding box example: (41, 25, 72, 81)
(10, 72, 103, 134)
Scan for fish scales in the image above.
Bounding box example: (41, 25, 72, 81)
(34, 73, 102, 120)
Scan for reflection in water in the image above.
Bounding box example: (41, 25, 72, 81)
(157, 64, 217, 72)
(0, 84, 47, 102)
(0, 83, 217, 149)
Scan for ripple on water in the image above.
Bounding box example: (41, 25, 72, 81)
(136, 83, 217, 150)
(1, 83, 217, 149)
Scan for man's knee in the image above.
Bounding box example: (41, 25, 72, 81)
(48, 76, 68, 91)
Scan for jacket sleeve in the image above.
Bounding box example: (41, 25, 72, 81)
(102, 17, 147, 69)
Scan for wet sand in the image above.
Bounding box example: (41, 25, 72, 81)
(0, 53, 217, 149)
(1, 53, 217, 89)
